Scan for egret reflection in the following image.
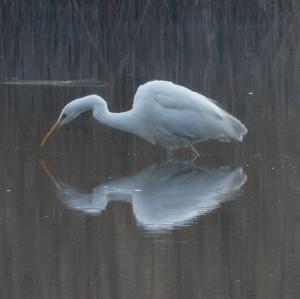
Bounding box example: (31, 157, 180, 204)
(41, 161, 247, 231)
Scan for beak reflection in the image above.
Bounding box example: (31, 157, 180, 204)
(39, 159, 61, 189)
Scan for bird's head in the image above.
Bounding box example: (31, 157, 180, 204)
(41, 95, 105, 147)
(57, 100, 82, 126)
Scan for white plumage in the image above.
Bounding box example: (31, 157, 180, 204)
(41, 80, 247, 153)
(132, 81, 247, 147)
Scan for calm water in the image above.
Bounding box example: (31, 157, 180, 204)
(1, 2, 300, 299)
(0, 77, 300, 299)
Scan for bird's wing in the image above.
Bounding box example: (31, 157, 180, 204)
(133, 80, 225, 119)
(148, 107, 225, 142)
(133, 81, 247, 142)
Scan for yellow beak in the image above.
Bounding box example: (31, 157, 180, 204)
(40, 121, 60, 147)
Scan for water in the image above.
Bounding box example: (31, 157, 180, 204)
(1, 1, 300, 299)
(1, 80, 299, 299)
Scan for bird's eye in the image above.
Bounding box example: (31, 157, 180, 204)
(61, 113, 67, 120)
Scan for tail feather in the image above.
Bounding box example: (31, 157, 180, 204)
(224, 113, 247, 141)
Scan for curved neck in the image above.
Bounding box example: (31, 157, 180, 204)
(94, 107, 139, 135)
(73, 95, 152, 142)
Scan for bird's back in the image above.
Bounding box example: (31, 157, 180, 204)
(132, 80, 247, 148)
(133, 81, 217, 112)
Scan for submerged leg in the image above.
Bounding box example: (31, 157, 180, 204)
(187, 141, 200, 156)
(166, 148, 174, 160)
(190, 154, 199, 163)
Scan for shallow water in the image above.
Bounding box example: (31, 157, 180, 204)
(1, 2, 300, 298)
(0, 78, 300, 299)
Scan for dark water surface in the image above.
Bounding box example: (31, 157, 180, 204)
(1, 1, 300, 298)
(0, 77, 300, 299)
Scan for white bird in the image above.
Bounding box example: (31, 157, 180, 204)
(41, 80, 247, 154)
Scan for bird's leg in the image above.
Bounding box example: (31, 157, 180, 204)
(188, 142, 200, 157)
(190, 154, 199, 163)
(166, 148, 174, 160)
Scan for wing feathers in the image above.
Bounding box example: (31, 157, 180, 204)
(133, 81, 247, 144)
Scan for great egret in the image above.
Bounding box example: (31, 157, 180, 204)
(41, 80, 247, 154)
(41, 160, 247, 231)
